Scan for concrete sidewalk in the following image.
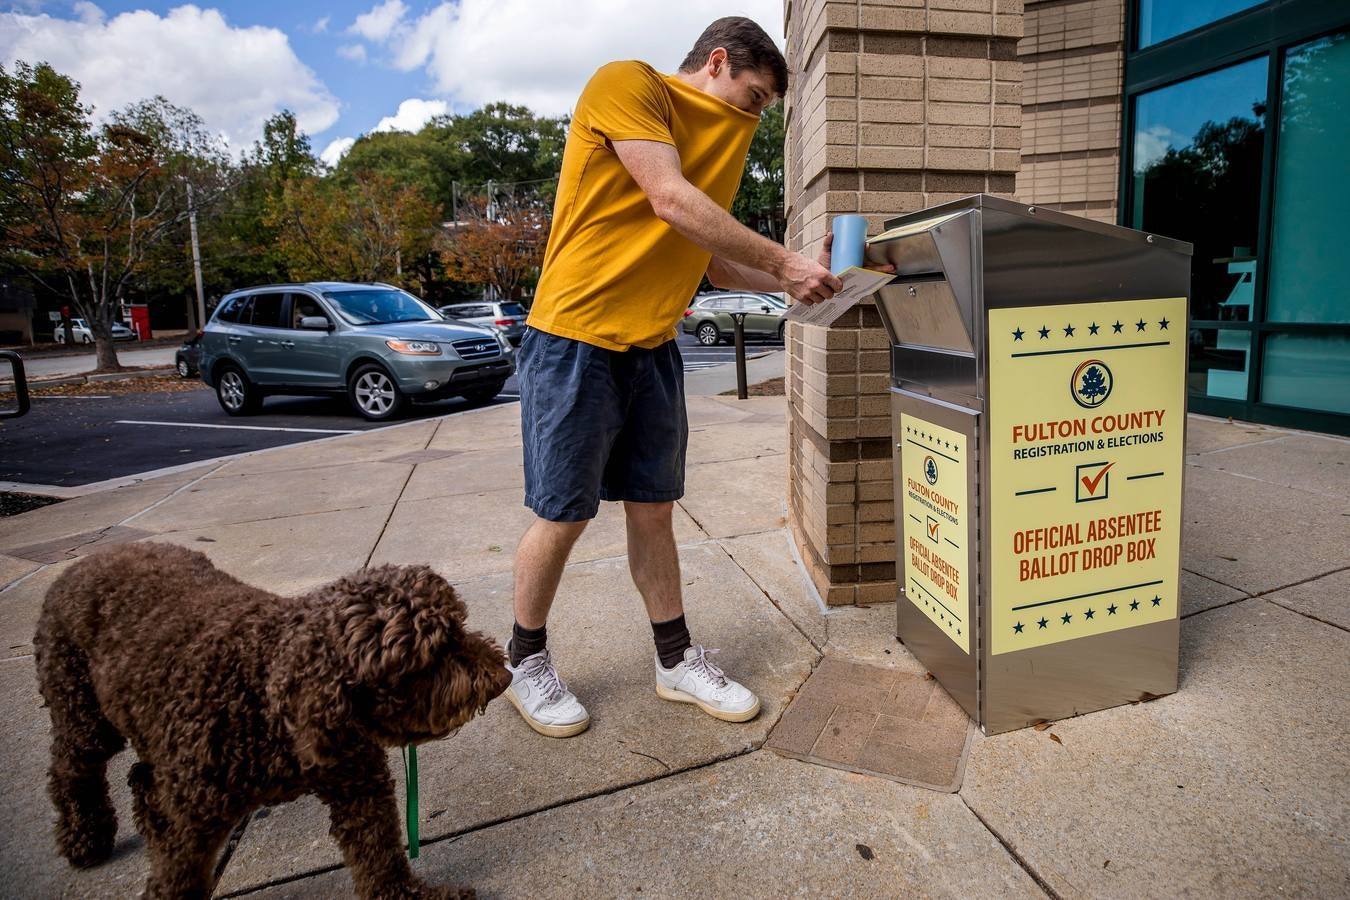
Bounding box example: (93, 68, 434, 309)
(0, 397, 1346, 899)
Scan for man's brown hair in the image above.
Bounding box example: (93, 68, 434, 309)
(679, 16, 788, 97)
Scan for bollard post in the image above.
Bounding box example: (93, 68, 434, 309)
(0, 351, 29, 420)
(730, 312, 748, 400)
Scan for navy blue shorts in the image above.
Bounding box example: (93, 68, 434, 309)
(519, 328, 688, 522)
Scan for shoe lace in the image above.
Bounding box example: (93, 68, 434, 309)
(686, 646, 728, 688)
(521, 650, 568, 704)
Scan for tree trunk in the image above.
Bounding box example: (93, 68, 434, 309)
(90, 314, 121, 371)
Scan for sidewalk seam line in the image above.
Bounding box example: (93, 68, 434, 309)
(1249, 563, 1350, 601)
(363, 429, 435, 568)
(119, 463, 227, 527)
(714, 538, 824, 654)
(1263, 598, 1349, 635)
(1184, 462, 1341, 499)
(218, 748, 761, 898)
(1190, 435, 1289, 456)
(958, 796, 1062, 900)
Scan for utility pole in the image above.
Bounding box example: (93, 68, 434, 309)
(186, 180, 206, 331)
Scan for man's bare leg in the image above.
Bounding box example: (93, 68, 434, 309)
(506, 515, 592, 738)
(623, 500, 684, 623)
(513, 517, 588, 629)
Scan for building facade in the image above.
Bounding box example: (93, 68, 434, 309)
(783, 0, 1348, 607)
(1017, 0, 1350, 436)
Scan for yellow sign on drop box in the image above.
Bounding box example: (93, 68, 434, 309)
(988, 297, 1187, 656)
(899, 414, 970, 655)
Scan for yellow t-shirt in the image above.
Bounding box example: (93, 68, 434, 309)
(528, 60, 760, 351)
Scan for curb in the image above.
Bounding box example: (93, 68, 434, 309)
(1, 367, 179, 390)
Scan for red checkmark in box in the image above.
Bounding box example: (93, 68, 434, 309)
(926, 516, 940, 542)
(1076, 461, 1114, 502)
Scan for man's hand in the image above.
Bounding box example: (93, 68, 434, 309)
(777, 252, 842, 305)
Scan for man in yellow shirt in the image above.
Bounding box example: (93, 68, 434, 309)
(505, 17, 841, 738)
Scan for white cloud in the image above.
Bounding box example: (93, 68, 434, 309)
(312, 15, 330, 34)
(0, 4, 339, 152)
(1133, 125, 1182, 173)
(349, 0, 407, 43)
(373, 97, 449, 133)
(337, 43, 367, 63)
(320, 136, 356, 168)
(380, 0, 784, 116)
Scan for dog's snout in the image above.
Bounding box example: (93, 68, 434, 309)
(492, 666, 512, 697)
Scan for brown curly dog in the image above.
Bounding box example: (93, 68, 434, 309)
(34, 542, 510, 900)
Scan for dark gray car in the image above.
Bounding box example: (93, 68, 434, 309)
(199, 282, 514, 421)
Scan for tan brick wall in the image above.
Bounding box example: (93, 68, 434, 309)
(784, 0, 1022, 605)
(1014, 0, 1124, 223)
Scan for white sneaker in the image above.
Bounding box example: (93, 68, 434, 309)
(655, 645, 760, 723)
(505, 647, 590, 738)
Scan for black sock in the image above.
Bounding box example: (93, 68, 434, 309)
(652, 614, 692, 669)
(509, 622, 547, 667)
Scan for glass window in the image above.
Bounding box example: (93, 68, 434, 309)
(1188, 327, 1251, 401)
(323, 289, 438, 326)
(1136, 0, 1266, 49)
(498, 303, 527, 317)
(1260, 333, 1350, 414)
(1266, 31, 1350, 324)
(1130, 56, 1267, 323)
(289, 293, 326, 328)
(213, 296, 244, 323)
(247, 293, 286, 328)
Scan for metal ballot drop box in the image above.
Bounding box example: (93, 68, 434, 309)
(863, 195, 1193, 734)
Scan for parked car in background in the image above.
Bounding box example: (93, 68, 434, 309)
(681, 292, 786, 345)
(199, 282, 514, 421)
(437, 301, 528, 345)
(53, 318, 137, 344)
(175, 331, 203, 377)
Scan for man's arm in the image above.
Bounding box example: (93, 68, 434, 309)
(612, 139, 841, 304)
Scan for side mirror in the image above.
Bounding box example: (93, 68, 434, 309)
(761, 306, 771, 313)
(300, 316, 332, 331)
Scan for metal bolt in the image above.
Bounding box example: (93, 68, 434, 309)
(908, 286, 917, 296)
(1146, 234, 1155, 243)
(1028, 206, 1036, 214)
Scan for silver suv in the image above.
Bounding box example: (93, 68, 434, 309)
(437, 301, 528, 345)
(200, 282, 514, 421)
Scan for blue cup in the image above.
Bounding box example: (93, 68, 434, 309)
(829, 214, 868, 273)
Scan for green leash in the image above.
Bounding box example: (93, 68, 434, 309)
(402, 744, 420, 858)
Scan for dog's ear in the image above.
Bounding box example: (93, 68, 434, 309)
(333, 565, 466, 684)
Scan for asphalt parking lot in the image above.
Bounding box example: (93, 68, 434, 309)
(1, 332, 781, 491)
(0, 382, 520, 489)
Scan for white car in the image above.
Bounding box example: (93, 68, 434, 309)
(54, 318, 137, 344)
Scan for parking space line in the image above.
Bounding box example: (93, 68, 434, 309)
(115, 419, 358, 434)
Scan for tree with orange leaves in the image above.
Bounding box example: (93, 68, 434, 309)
(438, 189, 550, 301)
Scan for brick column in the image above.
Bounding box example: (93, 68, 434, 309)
(783, 0, 1023, 606)
(1015, 0, 1125, 223)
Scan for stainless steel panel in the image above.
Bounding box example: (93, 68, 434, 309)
(876, 280, 973, 353)
(981, 619, 1179, 734)
(877, 194, 1191, 734)
(893, 388, 980, 722)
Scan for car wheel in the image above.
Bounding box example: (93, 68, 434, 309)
(461, 380, 507, 404)
(348, 363, 405, 421)
(81, 334, 92, 344)
(777, 322, 785, 343)
(176, 357, 191, 378)
(696, 322, 720, 346)
(216, 364, 261, 416)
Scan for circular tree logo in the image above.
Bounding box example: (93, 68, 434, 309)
(1071, 359, 1113, 409)
(924, 455, 939, 485)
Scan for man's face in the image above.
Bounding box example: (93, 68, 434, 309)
(703, 50, 779, 116)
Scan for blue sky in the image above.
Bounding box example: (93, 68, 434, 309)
(1, 1, 783, 165)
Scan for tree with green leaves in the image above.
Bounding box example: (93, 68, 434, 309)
(0, 62, 224, 368)
(732, 103, 785, 241)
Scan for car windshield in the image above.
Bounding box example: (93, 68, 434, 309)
(499, 303, 527, 317)
(323, 289, 439, 326)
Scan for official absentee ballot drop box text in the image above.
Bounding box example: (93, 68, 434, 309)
(863, 195, 1193, 734)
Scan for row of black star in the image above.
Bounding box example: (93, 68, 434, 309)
(1011, 319, 1170, 341)
(915, 595, 963, 637)
(1012, 595, 1163, 633)
(903, 425, 957, 451)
